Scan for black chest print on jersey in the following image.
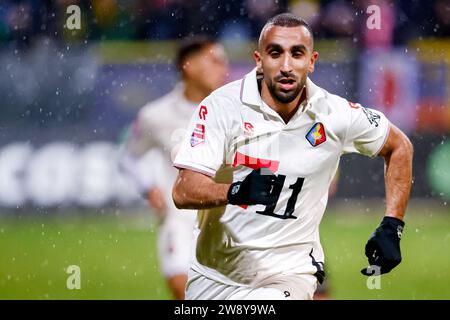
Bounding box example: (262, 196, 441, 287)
(256, 175, 304, 220)
(362, 107, 380, 127)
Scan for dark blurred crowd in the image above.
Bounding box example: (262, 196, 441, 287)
(0, 0, 449, 46)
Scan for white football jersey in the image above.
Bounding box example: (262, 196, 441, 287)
(174, 68, 390, 287)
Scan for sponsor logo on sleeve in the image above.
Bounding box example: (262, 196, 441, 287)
(243, 122, 254, 136)
(198, 105, 208, 120)
(190, 123, 205, 147)
(362, 107, 381, 127)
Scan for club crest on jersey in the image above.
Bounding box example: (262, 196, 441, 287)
(190, 123, 205, 147)
(306, 122, 326, 147)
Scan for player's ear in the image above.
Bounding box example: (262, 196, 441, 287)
(254, 50, 262, 71)
(308, 51, 319, 73)
(181, 60, 192, 79)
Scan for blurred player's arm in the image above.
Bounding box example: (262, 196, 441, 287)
(378, 123, 414, 221)
(118, 116, 167, 213)
(119, 146, 167, 212)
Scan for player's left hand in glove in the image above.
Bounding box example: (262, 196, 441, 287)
(361, 216, 405, 276)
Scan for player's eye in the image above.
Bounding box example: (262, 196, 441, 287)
(292, 51, 303, 58)
(269, 51, 281, 58)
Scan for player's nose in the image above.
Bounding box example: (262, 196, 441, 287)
(280, 55, 293, 73)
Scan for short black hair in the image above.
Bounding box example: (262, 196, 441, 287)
(258, 13, 313, 48)
(175, 36, 216, 73)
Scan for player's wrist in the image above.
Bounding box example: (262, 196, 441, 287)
(380, 216, 405, 229)
(383, 213, 404, 222)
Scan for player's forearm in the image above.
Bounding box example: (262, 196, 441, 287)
(383, 136, 413, 221)
(172, 169, 230, 209)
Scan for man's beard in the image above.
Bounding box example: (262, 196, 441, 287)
(266, 74, 306, 104)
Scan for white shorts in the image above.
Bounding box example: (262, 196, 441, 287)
(185, 269, 318, 300)
(157, 213, 196, 278)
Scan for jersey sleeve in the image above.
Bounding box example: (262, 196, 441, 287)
(173, 95, 230, 177)
(342, 102, 390, 157)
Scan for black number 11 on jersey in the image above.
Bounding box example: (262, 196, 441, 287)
(256, 175, 305, 219)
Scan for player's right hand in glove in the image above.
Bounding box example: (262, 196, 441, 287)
(227, 168, 282, 206)
(361, 216, 405, 276)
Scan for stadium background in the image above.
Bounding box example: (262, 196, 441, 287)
(0, 0, 449, 299)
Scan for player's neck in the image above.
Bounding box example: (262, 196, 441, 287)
(260, 82, 306, 124)
(183, 81, 209, 104)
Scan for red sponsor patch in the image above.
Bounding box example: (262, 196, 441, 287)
(190, 123, 205, 147)
(232, 152, 279, 172)
(244, 122, 254, 136)
(199, 105, 208, 120)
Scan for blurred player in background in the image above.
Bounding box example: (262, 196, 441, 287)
(119, 36, 228, 299)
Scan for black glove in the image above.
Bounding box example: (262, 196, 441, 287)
(227, 168, 282, 206)
(361, 216, 405, 276)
